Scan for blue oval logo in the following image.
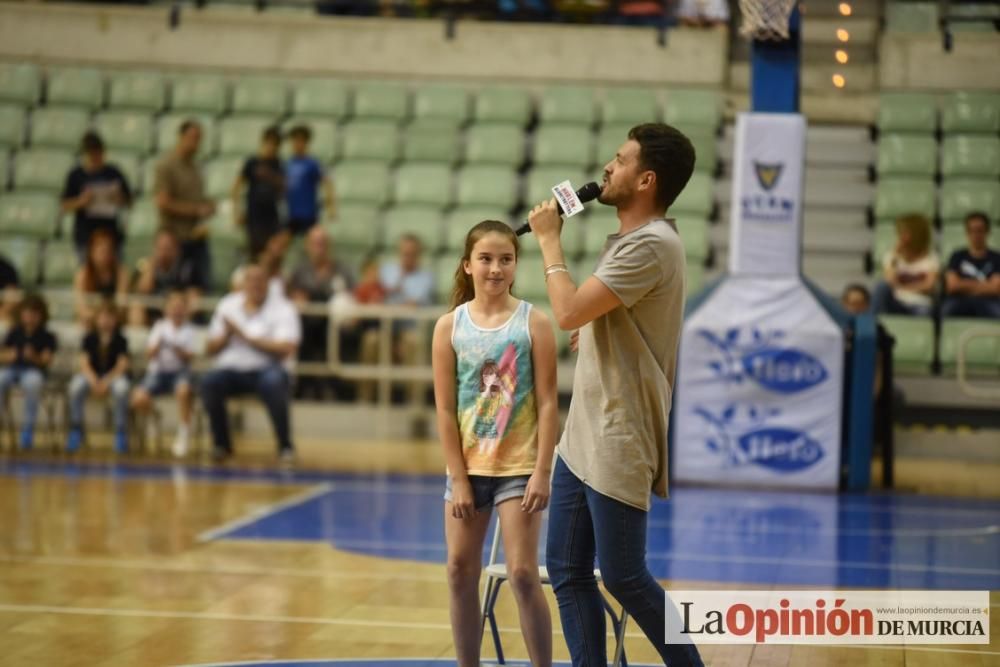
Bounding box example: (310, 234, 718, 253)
(741, 348, 828, 394)
(737, 427, 824, 472)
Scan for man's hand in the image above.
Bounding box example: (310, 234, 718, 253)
(569, 329, 580, 353)
(92, 378, 109, 397)
(78, 189, 94, 208)
(528, 198, 562, 242)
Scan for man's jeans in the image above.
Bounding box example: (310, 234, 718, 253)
(200, 366, 293, 453)
(0, 366, 45, 428)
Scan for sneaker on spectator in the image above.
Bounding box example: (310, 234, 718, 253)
(19, 426, 33, 451)
(279, 447, 296, 467)
(114, 431, 128, 455)
(66, 429, 83, 453)
(212, 446, 232, 463)
(171, 431, 190, 459)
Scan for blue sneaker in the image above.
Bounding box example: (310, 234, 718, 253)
(18, 426, 33, 451)
(66, 429, 83, 453)
(114, 431, 128, 455)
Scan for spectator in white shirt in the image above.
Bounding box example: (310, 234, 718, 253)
(130, 290, 197, 458)
(200, 264, 301, 462)
(872, 214, 940, 317)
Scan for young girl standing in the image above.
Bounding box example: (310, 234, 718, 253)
(432, 220, 558, 666)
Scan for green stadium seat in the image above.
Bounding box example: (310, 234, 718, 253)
(231, 77, 287, 117)
(535, 305, 571, 357)
(95, 111, 154, 155)
(684, 262, 705, 295)
(208, 236, 245, 294)
(938, 318, 1000, 375)
(941, 135, 1000, 179)
(218, 116, 276, 157)
(327, 205, 382, 252)
(595, 123, 632, 166)
(538, 86, 597, 127)
(687, 130, 719, 175)
(473, 87, 532, 127)
(877, 93, 937, 135)
(352, 82, 408, 122)
(108, 70, 166, 112)
(0, 63, 41, 107)
(877, 135, 938, 178)
(0, 105, 26, 149)
(126, 198, 160, 238)
(885, 2, 939, 32)
(0, 153, 8, 190)
(939, 179, 1000, 225)
(30, 108, 90, 150)
(871, 225, 898, 268)
(533, 125, 594, 169)
(676, 218, 710, 262)
(340, 120, 400, 163)
(401, 120, 462, 165)
(443, 207, 503, 251)
(170, 75, 228, 115)
(873, 178, 936, 224)
(393, 163, 452, 208)
(382, 205, 444, 251)
(464, 124, 526, 167)
(203, 157, 243, 200)
(671, 172, 713, 218)
(939, 223, 1000, 261)
(664, 89, 722, 133)
(157, 113, 217, 156)
(291, 78, 350, 120)
(0, 193, 60, 239)
(513, 255, 549, 301)
(42, 240, 78, 287)
(456, 165, 519, 210)
(434, 255, 459, 304)
(940, 93, 1000, 135)
(525, 167, 589, 207)
(879, 314, 935, 375)
(46, 67, 104, 111)
(106, 152, 141, 194)
(601, 88, 660, 126)
(283, 118, 338, 164)
(334, 162, 391, 206)
(123, 233, 151, 275)
(13, 149, 75, 193)
(0, 238, 40, 285)
(206, 209, 244, 243)
(412, 85, 468, 123)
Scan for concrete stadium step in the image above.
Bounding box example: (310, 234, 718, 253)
(715, 173, 873, 209)
(718, 123, 876, 169)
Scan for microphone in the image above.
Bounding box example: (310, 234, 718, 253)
(515, 181, 602, 236)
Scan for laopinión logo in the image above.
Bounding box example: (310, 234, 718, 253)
(742, 160, 795, 223)
(693, 403, 825, 473)
(697, 327, 828, 394)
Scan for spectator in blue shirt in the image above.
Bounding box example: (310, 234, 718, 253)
(286, 125, 335, 237)
(942, 212, 1000, 319)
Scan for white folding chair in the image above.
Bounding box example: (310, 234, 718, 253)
(480, 518, 629, 666)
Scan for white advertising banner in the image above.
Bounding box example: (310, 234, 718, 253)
(729, 113, 807, 277)
(673, 278, 844, 489)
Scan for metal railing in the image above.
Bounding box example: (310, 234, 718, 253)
(955, 323, 1000, 400)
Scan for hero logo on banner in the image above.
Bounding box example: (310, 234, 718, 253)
(698, 327, 828, 394)
(742, 161, 795, 224)
(551, 180, 585, 218)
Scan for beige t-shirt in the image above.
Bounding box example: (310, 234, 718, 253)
(154, 152, 208, 241)
(558, 218, 686, 511)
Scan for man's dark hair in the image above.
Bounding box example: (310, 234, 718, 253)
(841, 283, 870, 304)
(178, 119, 201, 136)
(965, 211, 991, 231)
(262, 125, 282, 143)
(80, 131, 105, 154)
(399, 233, 422, 249)
(289, 124, 312, 141)
(628, 123, 696, 210)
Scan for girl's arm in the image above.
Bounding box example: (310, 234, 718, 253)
(432, 312, 476, 519)
(523, 307, 558, 514)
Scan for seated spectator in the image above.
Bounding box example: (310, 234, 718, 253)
(201, 264, 300, 463)
(232, 126, 285, 260)
(0, 294, 57, 450)
(872, 214, 940, 317)
(75, 229, 130, 327)
(67, 301, 130, 454)
(354, 255, 387, 306)
(230, 231, 290, 300)
(359, 235, 434, 403)
(613, 0, 667, 25)
(0, 253, 19, 322)
(288, 226, 353, 399)
(841, 283, 871, 315)
(154, 120, 215, 293)
(286, 125, 336, 237)
(130, 229, 204, 326)
(942, 212, 1000, 319)
(60, 131, 132, 261)
(130, 290, 197, 458)
(676, 0, 729, 26)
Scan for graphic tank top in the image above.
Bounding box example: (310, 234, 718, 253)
(451, 300, 538, 477)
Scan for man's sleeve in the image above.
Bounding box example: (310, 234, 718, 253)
(152, 160, 170, 197)
(62, 169, 80, 200)
(207, 303, 226, 339)
(593, 241, 664, 309)
(274, 304, 302, 344)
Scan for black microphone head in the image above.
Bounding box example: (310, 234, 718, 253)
(576, 181, 602, 204)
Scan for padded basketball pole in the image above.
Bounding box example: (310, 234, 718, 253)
(750, 6, 801, 112)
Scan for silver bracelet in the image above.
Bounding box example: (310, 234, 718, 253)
(544, 266, 570, 279)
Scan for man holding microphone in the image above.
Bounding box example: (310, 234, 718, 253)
(527, 123, 702, 665)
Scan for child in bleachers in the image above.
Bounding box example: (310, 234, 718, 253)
(130, 290, 196, 458)
(353, 256, 386, 305)
(67, 300, 131, 454)
(232, 126, 285, 261)
(0, 294, 58, 450)
(286, 125, 336, 236)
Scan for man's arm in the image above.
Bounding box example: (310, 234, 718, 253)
(322, 175, 336, 219)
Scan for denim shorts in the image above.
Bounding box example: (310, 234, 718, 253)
(444, 474, 531, 513)
(141, 370, 191, 397)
